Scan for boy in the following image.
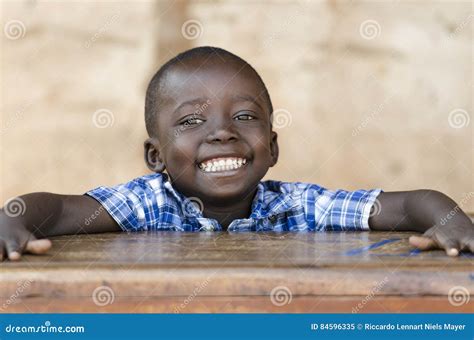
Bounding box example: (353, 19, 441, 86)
(1, 46, 473, 261)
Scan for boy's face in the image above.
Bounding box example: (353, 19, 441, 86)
(145, 57, 278, 205)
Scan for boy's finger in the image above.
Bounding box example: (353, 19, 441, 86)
(435, 232, 460, 257)
(408, 235, 437, 250)
(7, 251, 21, 261)
(5, 240, 22, 261)
(25, 239, 52, 254)
(445, 247, 459, 257)
(439, 240, 460, 257)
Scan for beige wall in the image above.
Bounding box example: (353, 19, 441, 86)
(1, 0, 473, 212)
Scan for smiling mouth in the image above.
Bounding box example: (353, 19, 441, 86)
(197, 157, 248, 173)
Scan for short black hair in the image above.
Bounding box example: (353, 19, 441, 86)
(144, 46, 273, 137)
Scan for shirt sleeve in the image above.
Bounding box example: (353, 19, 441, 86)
(303, 184, 383, 231)
(84, 177, 159, 232)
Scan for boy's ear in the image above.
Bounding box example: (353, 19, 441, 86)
(144, 137, 166, 173)
(269, 131, 279, 167)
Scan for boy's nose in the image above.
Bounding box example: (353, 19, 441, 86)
(205, 119, 238, 144)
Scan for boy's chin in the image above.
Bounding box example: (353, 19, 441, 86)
(197, 183, 255, 204)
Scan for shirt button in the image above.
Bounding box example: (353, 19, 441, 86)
(202, 225, 214, 231)
(268, 215, 277, 223)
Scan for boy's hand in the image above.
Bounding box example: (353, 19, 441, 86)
(370, 190, 474, 257)
(0, 215, 52, 261)
(409, 223, 474, 257)
(0, 193, 121, 261)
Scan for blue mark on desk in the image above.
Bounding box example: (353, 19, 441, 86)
(460, 252, 474, 258)
(375, 248, 422, 257)
(344, 238, 401, 256)
(345, 239, 474, 258)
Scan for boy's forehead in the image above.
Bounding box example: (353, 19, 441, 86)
(161, 60, 264, 108)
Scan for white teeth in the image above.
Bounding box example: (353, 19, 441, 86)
(198, 157, 248, 172)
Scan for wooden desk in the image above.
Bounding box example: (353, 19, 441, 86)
(1, 231, 473, 313)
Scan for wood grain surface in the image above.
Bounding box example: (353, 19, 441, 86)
(1, 230, 473, 313)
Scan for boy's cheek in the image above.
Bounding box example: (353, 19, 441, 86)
(167, 136, 194, 154)
(165, 149, 197, 173)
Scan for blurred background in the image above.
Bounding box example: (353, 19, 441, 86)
(1, 0, 473, 212)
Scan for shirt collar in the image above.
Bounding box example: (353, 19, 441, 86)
(250, 182, 301, 219)
(162, 173, 300, 220)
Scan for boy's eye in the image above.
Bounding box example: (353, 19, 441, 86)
(181, 117, 204, 125)
(234, 112, 256, 121)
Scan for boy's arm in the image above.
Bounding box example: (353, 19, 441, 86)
(0, 192, 120, 261)
(368, 190, 474, 256)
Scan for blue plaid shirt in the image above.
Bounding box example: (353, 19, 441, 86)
(85, 173, 382, 232)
